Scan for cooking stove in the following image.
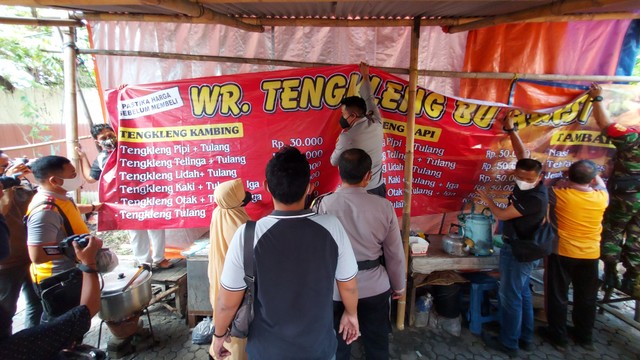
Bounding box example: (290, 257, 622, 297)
(97, 308, 156, 359)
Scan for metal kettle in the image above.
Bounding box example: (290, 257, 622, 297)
(455, 201, 495, 256)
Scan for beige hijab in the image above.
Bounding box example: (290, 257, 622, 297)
(208, 179, 250, 360)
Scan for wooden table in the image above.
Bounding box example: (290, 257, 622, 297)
(148, 259, 188, 319)
(408, 234, 500, 326)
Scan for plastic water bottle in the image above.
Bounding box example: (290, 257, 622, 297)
(415, 293, 433, 327)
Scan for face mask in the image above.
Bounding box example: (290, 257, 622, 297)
(99, 138, 116, 151)
(339, 116, 351, 129)
(58, 175, 84, 192)
(515, 179, 537, 191)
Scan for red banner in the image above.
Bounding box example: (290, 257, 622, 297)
(98, 65, 635, 230)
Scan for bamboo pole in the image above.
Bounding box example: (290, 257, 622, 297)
(76, 12, 640, 27)
(0, 16, 84, 27)
(140, 0, 264, 32)
(447, 0, 634, 33)
(396, 17, 420, 331)
(76, 48, 640, 83)
(1, 136, 92, 152)
(61, 27, 80, 201)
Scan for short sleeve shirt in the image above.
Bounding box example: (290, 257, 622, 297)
(504, 183, 548, 240)
(90, 150, 110, 180)
(220, 209, 357, 360)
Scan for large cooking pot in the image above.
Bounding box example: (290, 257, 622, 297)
(99, 264, 152, 322)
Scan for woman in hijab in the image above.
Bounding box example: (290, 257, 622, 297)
(208, 179, 251, 360)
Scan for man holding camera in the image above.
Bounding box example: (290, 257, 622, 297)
(25, 156, 97, 320)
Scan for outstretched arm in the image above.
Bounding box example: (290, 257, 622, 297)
(358, 62, 382, 121)
(503, 113, 528, 160)
(588, 83, 613, 131)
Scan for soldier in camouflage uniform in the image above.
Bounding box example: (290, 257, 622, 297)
(589, 84, 640, 296)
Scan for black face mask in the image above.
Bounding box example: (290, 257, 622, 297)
(339, 116, 351, 129)
(241, 191, 252, 207)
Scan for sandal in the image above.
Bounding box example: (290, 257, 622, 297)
(153, 259, 174, 270)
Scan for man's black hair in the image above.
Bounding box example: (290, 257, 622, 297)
(30, 156, 70, 182)
(568, 159, 598, 185)
(339, 148, 372, 185)
(90, 124, 114, 139)
(515, 158, 543, 175)
(265, 147, 310, 205)
(340, 96, 367, 117)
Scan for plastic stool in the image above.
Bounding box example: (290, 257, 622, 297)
(466, 274, 500, 335)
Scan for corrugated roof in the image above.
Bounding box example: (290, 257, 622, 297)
(0, 0, 638, 32)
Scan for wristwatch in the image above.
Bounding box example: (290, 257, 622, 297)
(591, 95, 603, 102)
(77, 263, 99, 273)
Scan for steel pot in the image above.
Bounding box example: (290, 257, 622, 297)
(99, 264, 152, 322)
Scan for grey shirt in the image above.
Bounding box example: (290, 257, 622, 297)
(331, 76, 384, 191)
(317, 187, 405, 300)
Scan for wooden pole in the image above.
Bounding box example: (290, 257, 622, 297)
(76, 48, 640, 83)
(61, 27, 80, 200)
(447, 0, 634, 33)
(77, 11, 640, 27)
(396, 17, 420, 331)
(0, 16, 84, 27)
(1, 136, 92, 152)
(139, 0, 264, 32)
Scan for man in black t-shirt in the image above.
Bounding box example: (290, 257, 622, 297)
(476, 115, 548, 357)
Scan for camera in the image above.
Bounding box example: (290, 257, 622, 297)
(0, 175, 21, 189)
(16, 157, 34, 168)
(57, 233, 119, 273)
(59, 233, 91, 259)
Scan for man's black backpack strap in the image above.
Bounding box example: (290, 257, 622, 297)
(24, 201, 74, 237)
(243, 220, 256, 286)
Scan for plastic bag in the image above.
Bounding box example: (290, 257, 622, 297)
(192, 317, 214, 345)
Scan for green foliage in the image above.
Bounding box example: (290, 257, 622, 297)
(0, 6, 96, 90)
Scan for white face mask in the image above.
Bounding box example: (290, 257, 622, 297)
(515, 179, 537, 191)
(58, 175, 84, 192)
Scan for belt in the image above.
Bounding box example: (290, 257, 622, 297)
(357, 257, 382, 271)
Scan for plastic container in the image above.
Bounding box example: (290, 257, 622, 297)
(415, 293, 433, 327)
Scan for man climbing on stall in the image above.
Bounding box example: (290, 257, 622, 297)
(476, 114, 548, 357)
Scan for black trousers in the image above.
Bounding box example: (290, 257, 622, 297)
(547, 254, 599, 343)
(333, 291, 391, 360)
